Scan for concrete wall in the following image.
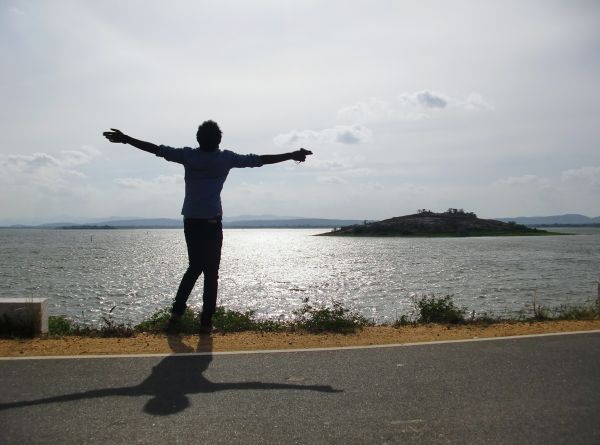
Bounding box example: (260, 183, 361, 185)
(0, 298, 48, 335)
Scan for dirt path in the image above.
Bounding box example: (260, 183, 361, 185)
(2, 320, 599, 357)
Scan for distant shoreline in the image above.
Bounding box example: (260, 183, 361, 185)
(0, 217, 361, 230)
(0, 223, 342, 230)
(1, 224, 597, 231)
(0, 225, 336, 230)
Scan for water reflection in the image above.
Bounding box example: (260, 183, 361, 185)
(0, 228, 599, 324)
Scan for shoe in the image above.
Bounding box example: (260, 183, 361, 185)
(166, 313, 182, 333)
(169, 313, 182, 323)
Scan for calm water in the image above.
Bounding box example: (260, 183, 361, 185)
(1, 228, 599, 325)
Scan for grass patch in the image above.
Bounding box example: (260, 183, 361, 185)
(414, 294, 466, 324)
(213, 307, 257, 332)
(134, 308, 200, 334)
(393, 295, 543, 327)
(132, 307, 286, 334)
(393, 314, 414, 327)
(524, 302, 599, 322)
(393, 294, 599, 328)
(552, 304, 598, 320)
(132, 300, 368, 334)
(48, 315, 75, 336)
(523, 291, 600, 322)
(467, 311, 502, 325)
(20, 293, 600, 338)
(291, 299, 370, 333)
(47, 308, 135, 338)
(213, 307, 286, 332)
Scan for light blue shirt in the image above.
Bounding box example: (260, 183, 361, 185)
(156, 145, 263, 218)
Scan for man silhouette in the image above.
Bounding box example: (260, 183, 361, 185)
(103, 121, 312, 333)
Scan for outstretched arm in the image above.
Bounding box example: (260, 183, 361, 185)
(260, 148, 313, 165)
(103, 129, 159, 155)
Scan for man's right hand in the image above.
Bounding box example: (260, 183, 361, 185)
(103, 128, 129, 144)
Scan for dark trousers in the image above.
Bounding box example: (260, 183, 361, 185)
(172, 218, 223, 325)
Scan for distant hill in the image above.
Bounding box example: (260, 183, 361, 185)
(223, 214, 304, 222)
(36, 217, 362, 229)
(224, 218, 363, 228)
(320, 210, 556, 237)
(8, 212, 597, 230)
(495, 214, 600, 226)
(92, 218, 183, 228)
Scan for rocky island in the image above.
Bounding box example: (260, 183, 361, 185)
(320, 209, 557, 237)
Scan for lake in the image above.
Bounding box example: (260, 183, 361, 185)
(1, 228, 599, 325)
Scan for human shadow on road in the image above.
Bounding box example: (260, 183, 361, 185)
(0, 333, 341, 416)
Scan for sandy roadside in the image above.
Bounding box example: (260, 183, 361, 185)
(1, 319, 599, 357)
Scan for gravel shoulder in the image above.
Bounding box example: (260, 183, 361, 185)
(1, 319, 599, 357)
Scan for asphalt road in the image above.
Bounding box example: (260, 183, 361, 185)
(1, 332, 599, 445)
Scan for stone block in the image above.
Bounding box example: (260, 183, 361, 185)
(0, 298, 49, 335)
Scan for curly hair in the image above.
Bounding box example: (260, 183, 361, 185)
(196, 120, 222, 151)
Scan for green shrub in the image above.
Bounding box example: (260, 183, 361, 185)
(531, 295, 551, 321)
(292, 299, 369, 333)
(551, 304, 598, 320)
(98, 317, 135, 337)
(47, 313, 134, 338)
(414, 294, 466, 324)
(48, 315, 74, 336)
(212, 307, 258, 332)
(212, 307, 286, 332)
(88, 306, 134, 337)
(134, 307, 285, 334)
(135, 308, 200, 334)
(392, 314, 413, 327)
(468, 311, 501, 325)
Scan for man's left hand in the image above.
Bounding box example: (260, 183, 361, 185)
(292, 148, 313, 162)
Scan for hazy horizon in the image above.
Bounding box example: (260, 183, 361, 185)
(2, 211, 600, 227)
(2, 1, 599, 222)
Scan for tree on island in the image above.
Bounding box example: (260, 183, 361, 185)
(417, 208, 477, 218)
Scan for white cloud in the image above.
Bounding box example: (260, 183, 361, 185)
(317, 176, 348, 185)
(336, 98, 395, 123)
(338, 90, 493, 124)
(113, 177, 145, 189)
(1, 2, 598, 222)
(0, 147, 101, 190)
(0, 147, 104, 220)
(462, 93, 494, 111)
(398, 90, 449, 109)
(60, 146, 101, 167)
(395, 183, 427, 195)
(403, 90, 494, 112)
(114, 174, 183, 189)
(344, 168, 374, 177)
(306, 159, 349, 170)
(561, 166, 600, 188)
(108, 174, 184, 217)
(2, 153, 60, 172)
(360, 182, 384, 191)
(494, 174, 549, 187)
(7, 6, 25, 16)
(273, 125, 372, 147)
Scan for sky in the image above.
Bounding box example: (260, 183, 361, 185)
(1, 0, 599, 224)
